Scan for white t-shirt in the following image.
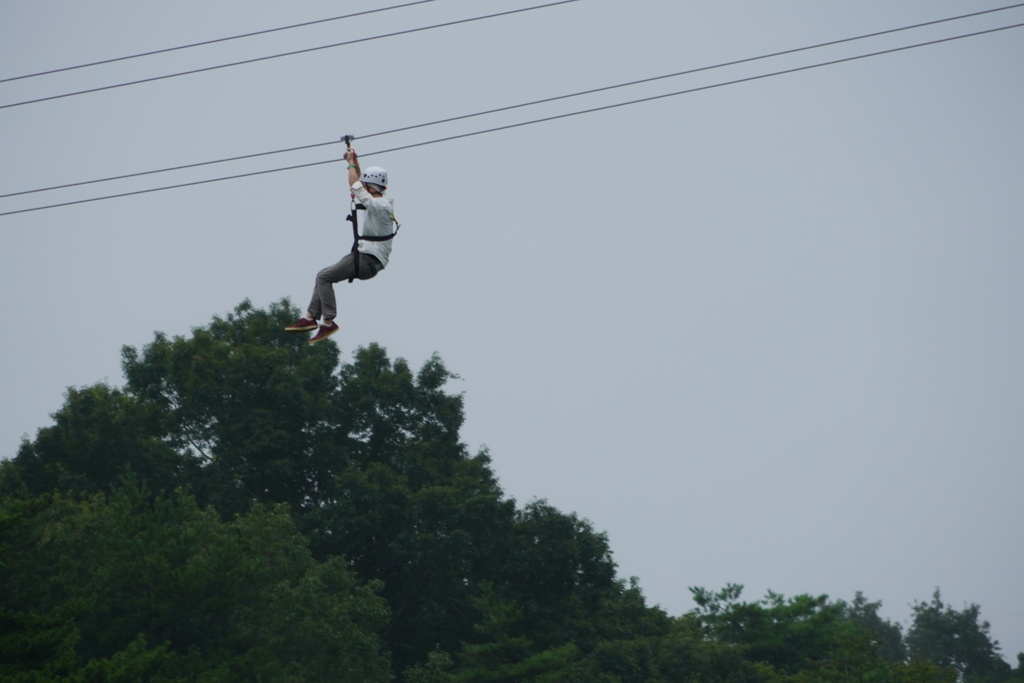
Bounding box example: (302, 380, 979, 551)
(350, 181, 396, 268)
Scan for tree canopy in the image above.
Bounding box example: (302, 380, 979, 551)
(2, 299, 1021, 682)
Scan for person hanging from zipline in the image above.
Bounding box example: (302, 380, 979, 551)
(285, 145, 398, 343)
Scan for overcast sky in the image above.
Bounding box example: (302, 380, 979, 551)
(3, 0, 1023, 660)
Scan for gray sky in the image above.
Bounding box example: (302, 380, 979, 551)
(3, 0, 1023, 659)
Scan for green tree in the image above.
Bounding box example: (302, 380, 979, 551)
(841, 591, 906, 662)
(120, 299, 341, 515)
(0, 480, 391, 681)
(298, 342, 519, 675)
(689, 585, 895, 680)
(493, 500, 623, 651)
(429, 517, 674, 683)
(1013, 653, 1024, 680)
(906, 589, 1011, 683)
(889, 657, 958, 683)
(4, 299, 684, 680)
(114, 301, 615, 676)
(660, 615, 779, 682)
(5, 383, 184, 498)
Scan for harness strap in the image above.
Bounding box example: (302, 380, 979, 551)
(345, 201, 400, 283)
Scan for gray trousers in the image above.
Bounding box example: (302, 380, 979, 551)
(306, 252, 383, 321)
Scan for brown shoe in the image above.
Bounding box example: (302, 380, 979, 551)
(309, 321, 339, 343)
(285, 317, 317, 332)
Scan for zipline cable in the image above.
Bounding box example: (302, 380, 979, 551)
(325, 21, 1024, 156)
(2, 19, 1022, 218)
(0, 0, 443, 84)
(0, 0, 580, 111)
(0, 140, 339, 199)
(364, 1, 1024, 139)
(5, 2, 1022, 201)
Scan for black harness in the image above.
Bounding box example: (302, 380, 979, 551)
(345, 200, 400, 283)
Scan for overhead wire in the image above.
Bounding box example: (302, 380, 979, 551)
(0, 0, 580, 111)
(0, 0, 443, 84)
(364, 18, 1024, 154)
(0, 140, 339, 199)
(367, 1, 1024, 140)
(2, 18, 1023, 217)
(5, 2, 1022, 202)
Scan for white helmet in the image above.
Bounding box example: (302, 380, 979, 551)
(360, 166, 388, 188)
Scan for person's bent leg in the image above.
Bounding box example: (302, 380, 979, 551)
(314, 253, 357, 322)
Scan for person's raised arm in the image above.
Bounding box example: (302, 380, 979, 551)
(346, 148, 361, 188)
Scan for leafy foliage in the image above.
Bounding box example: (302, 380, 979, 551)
(120, 299, 341, 515)
(906, 589, 1012, 682)
(5, 383, 183, 499)
(2, 299, 1022, 682)
(0, 478, 390, 681)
